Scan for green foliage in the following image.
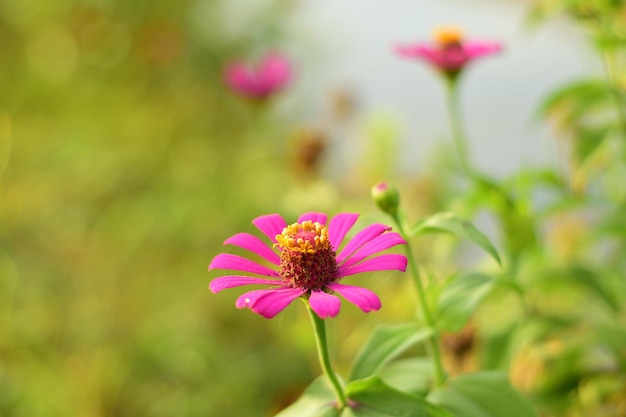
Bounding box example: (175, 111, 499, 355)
(345, 376, 453, 417)
(538, 79, 616, 163)
(435, 273, 494, 332)
(428, 372, 538, 417)
(350, 323, 434, 381)
(376, 357, 434, 396)
(275, 376, 455, 417)
(410, 212, 501, 266)
(534, 265, 620, 313)
(0, 0, 301, 416)
(274, 377, 340, 417)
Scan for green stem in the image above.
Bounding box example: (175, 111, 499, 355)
(391, 212, 446, 387)
(602, 49, 626, 143)
(446, 80, 471, 175)
(306, 303, 347, 410)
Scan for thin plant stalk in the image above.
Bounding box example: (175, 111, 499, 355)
(602, 50, 626, 143)
(445, 79, 472, 174)
(391, 212, 446, 387)
(306, 302, 348, 410)
(596, 12, 626, 142)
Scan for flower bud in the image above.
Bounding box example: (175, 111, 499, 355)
(371, 182, 400, 215)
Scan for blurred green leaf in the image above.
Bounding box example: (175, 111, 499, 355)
(535, 265, 620, 313)
(435, 273, 494, 332)
(596, 200, 626, 237)
(512, 168, 566, 192)
(480, 323, 518, 371)
(593, 32, 626, 50)
(344, 376, 452, 417)
(410, 212, 501, 266)
(575, 125, 611, 162)
(428, 371, 538, 417)
(274, 376, 340, 417)
(350, 323, 433, 381)
(524, 0, 581, 26)
(537, 79, 613, 128)
(593, 323, 626, 370)
(563, 266, 620, 312)
(377, 357, 433, 396)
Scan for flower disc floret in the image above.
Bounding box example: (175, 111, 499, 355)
(275, 221, 337, 290)
(434, 26, 463, 46)
(275, 221, 330, 254)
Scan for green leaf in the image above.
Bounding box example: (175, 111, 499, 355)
(593, 322, 626, 370)
(350, 323, 433, 381)
(274, 376, 340, 417)
(410, 212, 501, 266)
(427, 371, 538, 417)
(435, 273, 494, 332)
(512, 167, 567, 193)
(537, 79, 612, 123)
(549, 265, 619, 313)
(534, 264, 620, 312)
(344, 376, 453, 417)
(377, 357, 433, 396)
(573, 125, 611, 162)
(523, 0, 579, 26)
(570, 266, 620, 312)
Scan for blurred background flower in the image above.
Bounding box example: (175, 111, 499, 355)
(395, 26, 502, 80)
(223, 51, 292, 100)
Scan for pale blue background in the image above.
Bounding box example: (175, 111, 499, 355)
(287, 0, 600, 177)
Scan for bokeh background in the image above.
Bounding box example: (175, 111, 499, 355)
(0, 0, 618, 416)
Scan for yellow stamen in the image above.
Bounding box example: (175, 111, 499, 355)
(275, 221, 331, 254)
(433, 26, 464, 45)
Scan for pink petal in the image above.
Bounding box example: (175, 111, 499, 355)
(236, 287, 304, 318)
(209, 253, 279, 277)
(209, 275, 283, 293)
(258, 54, 291, 91)
(341, 233, 406, 268)
(395, 41, 501, 71)
(328, 213, 359, 251)
(327, 282, 381, 313)
(224, 233, 280, 265)
(308, 290, 341, 319)
(224, 62, 248, 86)
(235, 288, 273, 309)
(395, 44, 435, 59)
(297, 212, 327, 226)
(464, 41, 502, 59)
(252, 214, 287, 243)
(336, 224, 391, 264)
(337, 254, 407, 278)
(224, 63, 262, 97)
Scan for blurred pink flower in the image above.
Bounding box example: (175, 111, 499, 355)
(209, 212, 407, 319)
(223, 52, 292, 100)
(395, 27, 502, 78)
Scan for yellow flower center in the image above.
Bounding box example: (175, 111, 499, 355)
(275, 221, 337, 290)
(275, 221, 331, 253)
(433, 26, 464, 46)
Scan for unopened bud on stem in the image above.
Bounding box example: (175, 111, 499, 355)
(371, 182, 400, 216)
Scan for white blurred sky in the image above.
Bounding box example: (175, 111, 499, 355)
(285, 0, 602, 177)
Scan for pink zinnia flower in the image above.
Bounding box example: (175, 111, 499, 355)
(395, 26, 502, 78)
(223, 52, 292, 100)
(209, 212, 407, 319)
